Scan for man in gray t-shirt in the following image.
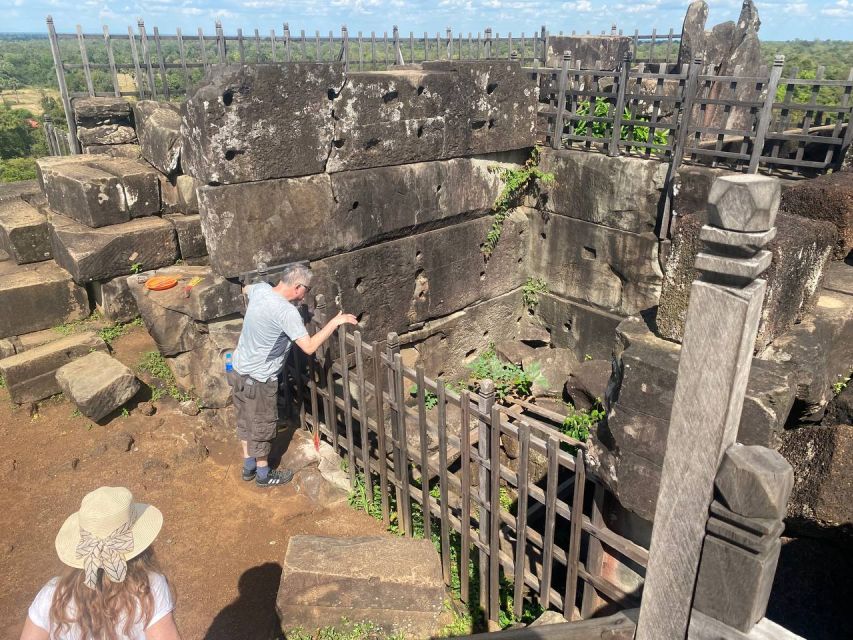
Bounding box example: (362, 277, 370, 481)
(229, 264, 356, 487)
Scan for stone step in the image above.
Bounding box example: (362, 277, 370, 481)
(0, 261, 89, 339)
(36, 155, 160, 228)
(0, 331, 108, 403)
(0, 198, 52, 264)
(56, 351, 140, 421)
(50, 213, 177, 283)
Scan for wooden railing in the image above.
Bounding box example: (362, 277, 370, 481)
(283, 296, 647, 626)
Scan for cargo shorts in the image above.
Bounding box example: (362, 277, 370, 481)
(228, 371, 279, 458)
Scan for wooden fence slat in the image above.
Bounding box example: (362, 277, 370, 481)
(215, 20, 226, 63)
(75, 25, 95, 96)
(153, 27, 170, 101)
(460, 390, 473, 604)
(176, 29, 191, 96)
(415, 366, 431, 540)
(197, 28, 208, 74)
(237, 28, 245, 63)
(477, 380, 495, 615)
(339, 326, 357, 488)
(355, 333, 373, 507)
(749, 55, 785, 173)
(609, 52, 630, 156)
(308, 349, 321, 446)
(46, 16, 78, 142)
(512, 422, 531, 620)
(539, 436, 559, 611)
(551, 53, 571, 149)
(563, 449, 586, 618)
(270, 29, 277, 61)
(358, 32, 364, 71)
(300, 29, 307, 61)
(488, 403, 502, 623)
(138, 20, 157, 99)
(394, 352, 412, 535)
(102, 26, 120, 97)
(580, 484, 607, 618)
(385, 334, 403, 518)
(293, 346, 307, 431)
(436, 380, 452, 586)
(372, 341, 390, 526)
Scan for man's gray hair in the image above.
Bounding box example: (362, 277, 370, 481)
(279, 263, 313, 287)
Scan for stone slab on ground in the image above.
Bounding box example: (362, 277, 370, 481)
(537, 148, 668, 235)
(0, 331, 108, 403)
(37, 155, 160, 227)
(128, 266, 241, 323)
(197, 154, 520, 275)
(0, 198, 52, 264)
(277, 535, 445, 638)
(534, 292, 623, 361)
(0, 261, 89, 339)
(780, 423, 853, 537)
(657, 212, 836, 349)
(55, 351, 140, 421)
(780, 169, 853, 259)
(164, 214, 207, 259)
(50, 213, 177, 283)
(91, 276, 138, 323)
(133, 100, 182, 175)
(527, 209, 663, 316)
(327, 62, 537, 173)
(182, 63, 345, 184)
(565, 359, 612, 411)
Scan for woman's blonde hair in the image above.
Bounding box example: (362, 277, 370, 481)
(48, 548, 172, 640)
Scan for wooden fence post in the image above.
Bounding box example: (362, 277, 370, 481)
(393, 26, 404, 66)
(512, 422, 530, 620)
(460, 390, 473, 605)
(176, 28, 191, 96)
(153, 26, 170, 101)
(484, 28, 492, 59)
(284, 23, 292, 62)
(636, 175, 779, 640)
(488, 404, 502, 623)
(393, 352, 412, 535)
(341, 25, 350, 73)
(354, 331, 371, 499)
(415, 365, 431, 540)
(129, 26, 145, 99)
(371, 339, 390, 526)
(138, 20, 157, 99)
(339, 325, 357, 489)
(609, 51, 632, 157)
(446, 27, 453, 60)
(75, 25, 95, 97)
(551, 52, 571, 150)
(215, 20, 226, 63)
(46, 16, 81, 154)
(540, 25, 548, 66)
(580, 483, 607, 618)
(102, 26, 120, 97)
(748, 55, 785, 174)
(477, 379, 495, 617)
(436, 379, 452, 586)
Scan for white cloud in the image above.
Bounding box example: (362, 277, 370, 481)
(820, 0, 853, 16)
(562, 0, 592, 11)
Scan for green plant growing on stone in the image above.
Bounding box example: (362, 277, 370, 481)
(521, 277, 548, 311)
(409, 383, 438, 410)
(129, 262, 143, 274)
(832, 372, 851, 395)
(0, 374, 5, 389)
(561, 401, 605, 453)
(137, 350, 191, 403)
(120, 407, 130, 418)
(468, 344, 547, 402)
(97, 317, 142, 346)
(483, 147, 554, 257)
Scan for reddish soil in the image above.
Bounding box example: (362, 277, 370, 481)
(0, 326, 386, 640)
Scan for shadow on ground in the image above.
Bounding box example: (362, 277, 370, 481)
(204, 562, 285, 640)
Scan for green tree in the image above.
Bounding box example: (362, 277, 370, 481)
(0, 104, 37, 159)
(0, 157, 37, 182)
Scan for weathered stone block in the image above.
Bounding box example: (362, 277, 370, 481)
(182, 63, 344, 184)
(198, 155, 520, 276)
(83, 144, 141, 159)
(534, 292, 622, 361)
(310, 213, 528, 342)
(73, 96, 132, 127)
(528, 210, 663, 316)
(524, 347, 579, 397)
(328, 62, 537, 173)
(694, 535, 781, 633)
(164, 214, 207, 259)
(56, 351, 140, 421)
(564, 359, 611, 411)
(276, 535, 445, 638)
(91, 276, 138, 323)
(175, 175, 199, 213)
(133, 100, 182, 175)
(545, 35, 632, 70)
(0, 180, 40, 204)
(537, 148, 667, 235)
(657, 212, 836, 349)
(128, 266, 241, 323)
(715, 444, 794, 520)
(50, 214, 178, 283)
(0, 331, 108, 403)
(780, 424, 853, 536)
(0, 198, 52, 264)
(37, 155, 160, 227)
(780, 169, 853, 259)
(0, 261, 89, 339)
(76, 124, 137, 146)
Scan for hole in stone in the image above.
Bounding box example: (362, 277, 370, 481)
(488, 118, 495, 129)
(516, 316, 522, 323)
(479, 271, 485, 280)
(437, 370, 445, 378)
(486, 82, 498, 94)
(333, 139, 345, 149)
(582, 246, 597, 260)
(436, 184, 442, 193)
(439, 335, 447, 344)
(357, 311, 369, 326)
(222, 90, 234, 106)
(415, 250, 422, 261)
(540, 232, 547, 240)
(208, 181, 221, 187)
(517, 257, 523, 264)
(417, 125, 424, 138)
(224, 149, 243, 161)
(417, 85, 425, 95)
(465, 348, 476, 359)
(327, 88, 338, 100)
(527, 308, 535, 316)
(482, 330, 489, 338)
(471, 120, 487, 130)
(365, 138, 381, 150)
(564, 320, 572, 333)
(382, 90, 399, 103)
(355, 278, 366, 294)
(351, 201, 359, 210)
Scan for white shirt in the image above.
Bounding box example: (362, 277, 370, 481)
(28, 572, 174, 639)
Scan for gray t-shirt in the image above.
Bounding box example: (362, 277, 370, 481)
(232, 282, 308, 382)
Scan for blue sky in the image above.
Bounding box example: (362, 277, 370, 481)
(2, 1, 851, 40)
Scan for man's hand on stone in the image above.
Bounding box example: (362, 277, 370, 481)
(332, 311, 358, 327)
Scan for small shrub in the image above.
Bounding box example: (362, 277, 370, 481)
(832, 372, 851, 395)
(137, 350, 191, 402)
(409, 383, 438, 410)
(521, 277, 548, 310)
(561, 401, 605, 453)
(129, 262, 143, 274)
(468, 344, 547, 402)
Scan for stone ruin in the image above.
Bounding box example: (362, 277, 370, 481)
(0, 7, 852, 635)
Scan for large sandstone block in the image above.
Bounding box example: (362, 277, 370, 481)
(76, 124, 137, 146)
(0, 261, 89, 339)
(545, 35, 632, 70)
(164, 214, 207, 259)
(73, 96, 133, 127)
(182, 63, 344, 184)
(0, 180, 40, 204)
(780, 423, 853, 536)
(328, 61, 537, 173)
(37, 155, 160, 227)
(527, 210, 663, 315)
(310, 213, 528, 342)
(534, 292, 623, 361)
(82, 144, 141, 159)
(657, 212, 836, 349)
(91, 276, 138, 323)
(133, 100, 182, 175)
(780, 170, 853, 259)
(56, 351, 140, 421)
(198, 155, 520, 275)
(276, 535, 445, 638)
(50, 214, 178, 283)
(537, 149, 667, 235)
(0, 198, 52, 264)
(0, 331, 108, 403)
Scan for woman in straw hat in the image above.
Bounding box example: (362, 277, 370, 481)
(19, 486, 181, 640)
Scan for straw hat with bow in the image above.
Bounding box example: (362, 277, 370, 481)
(54, 487, 163, 590)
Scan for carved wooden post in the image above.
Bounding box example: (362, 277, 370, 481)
(748, 55, 785, 174)
(551, 52, 571, 150)
(636, 175, 780, 640)
(477, 379, 496, 617)
(609, 51, 632, 157)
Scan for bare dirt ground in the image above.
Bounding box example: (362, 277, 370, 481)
(0, 326, 387, 640)
(0, 87, 60, 116)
